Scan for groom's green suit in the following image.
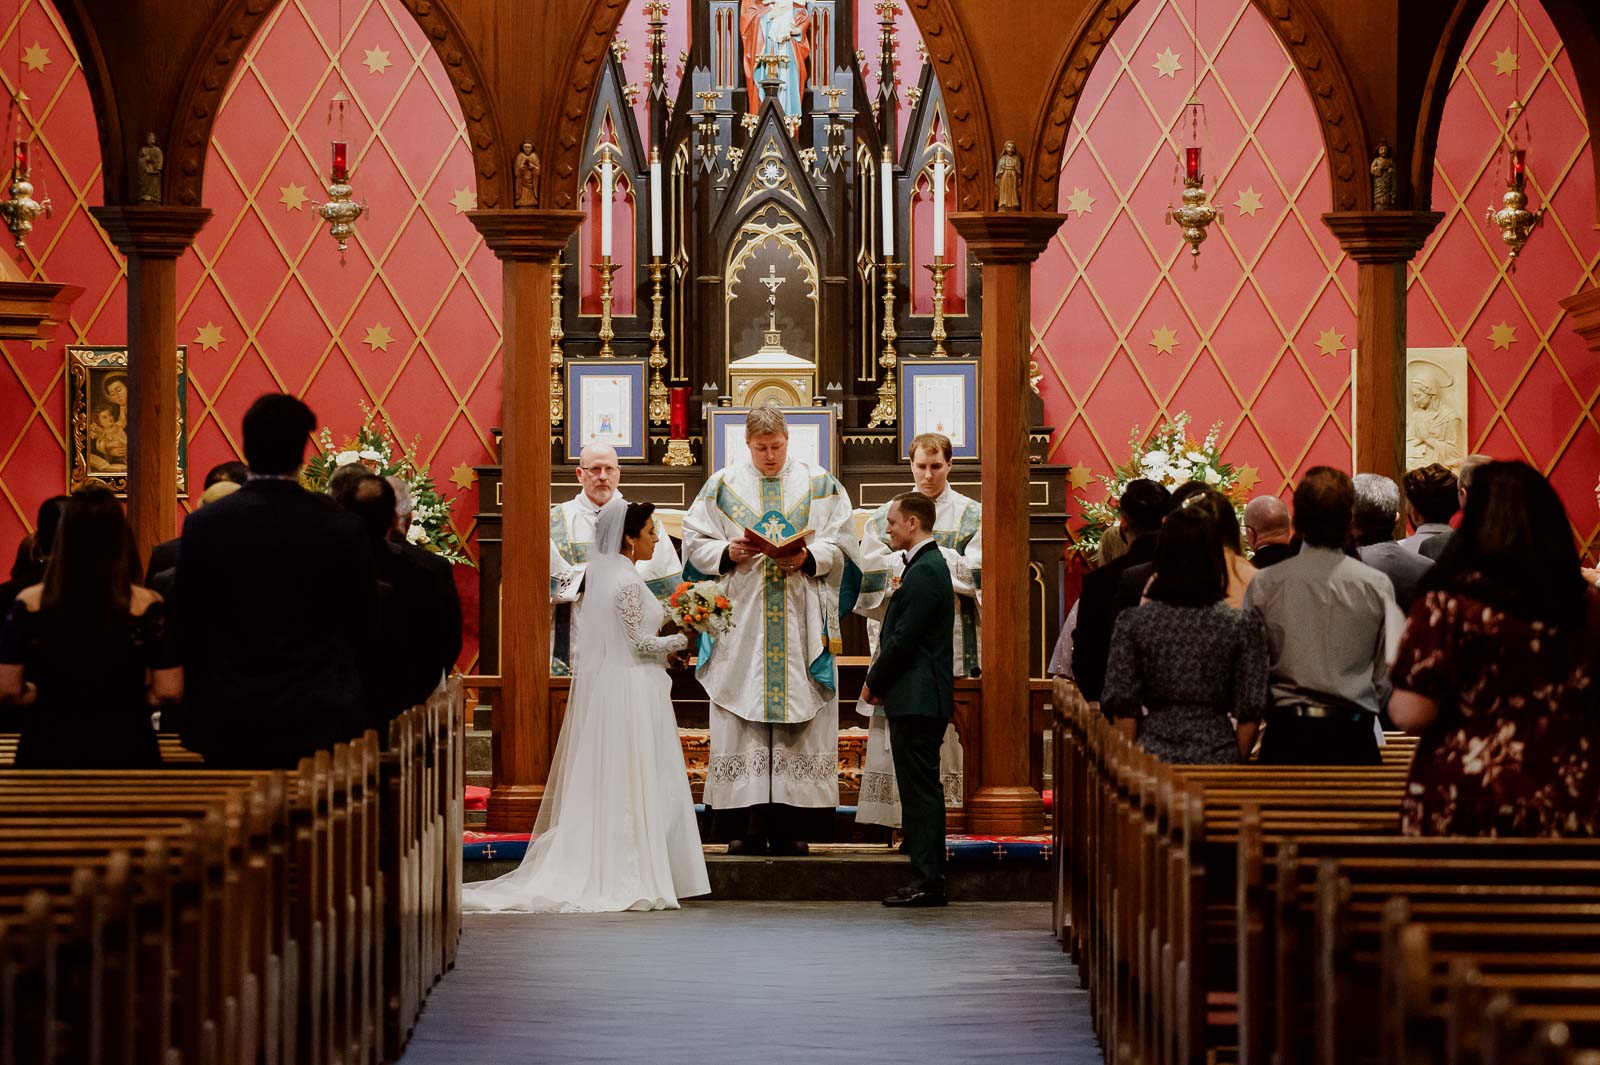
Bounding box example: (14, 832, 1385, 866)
(863, 537, 955, 892)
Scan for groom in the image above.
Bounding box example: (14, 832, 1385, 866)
(860, 492, 955, 907)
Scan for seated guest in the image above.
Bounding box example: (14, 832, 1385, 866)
(1418, 453, 1492, 562)
(1242, 495, 1295, 567)
(144, 461, 249, 582)
(1102, 506, 1267, 764)
(387, 474, 463, 672)
(1244, 467, 1403, 765)
(1071, 479, 1172, 704)
(1399, 463, 1458, 556)
(1391, 462, 1600, 836)
(0, 495, 68, 607)
(1352, 473, 1433, 612)
(0, 484, 181, 767)
(176, 394, 379, 769)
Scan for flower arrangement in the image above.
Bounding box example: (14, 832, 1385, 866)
(301, 403, 475, 567)
(1072, 412, 1247, 558)
(668, 580, 734, 635)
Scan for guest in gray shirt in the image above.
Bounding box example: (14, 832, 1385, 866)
(1244, 467, 1404, 765)
(1352, 473, 1433, 612)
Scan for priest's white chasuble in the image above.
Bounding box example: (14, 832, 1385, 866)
(549, 492, 682, 675)
(682, 459, 859, 809)
(852, 485, 981, 827)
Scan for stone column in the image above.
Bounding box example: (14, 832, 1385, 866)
(948, 210, 1065, 836)
(90, 205, 212, 556)
(467, 209, 584, 832)
(1321, 211, 1443, 481)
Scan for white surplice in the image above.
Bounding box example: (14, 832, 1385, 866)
(852, 485, 981, 827)
(681, 458, 858, 810)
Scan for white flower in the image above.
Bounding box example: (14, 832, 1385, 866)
(1203, 467, 1222, 485)
(1169, 469, 1192, 485)
(406, 523, 428, 544)
(1176, 458, 1193, 470)
(1141, 449, 1169, 469)
(335, 450, 361, 466)
(1187, 450, 1206, 464)
(359, 448, 383, 462)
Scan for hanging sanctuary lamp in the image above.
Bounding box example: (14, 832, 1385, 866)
(0, 38, 49, 249)
(1485, 0, 1541, 263)
(1164, 2, 1220, 266)
(314, 1, 367, 259)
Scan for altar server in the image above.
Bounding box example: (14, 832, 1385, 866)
(550, 443, 681, 674)
(853, 432, 977, 827)
(681, 404, 859, 855)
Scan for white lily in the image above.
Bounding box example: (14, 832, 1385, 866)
(335, 450, 361, 466)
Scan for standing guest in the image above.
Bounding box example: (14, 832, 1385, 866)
(1071, 479, 1171, 704)
(1391, 462, 1600, 836)
(0, 495, 67, 608)
(1242, 495, 1295, 567)
(1102, 505, 1267, 764)
(1244, 467, 1403, 765)
(0, 484, 181, 767)
(1116, 485, 1256, 611)
(387, 474, 463, 673)
(860, 492, 956, 906)
(1352, 473, 1433, 612)
(1047, 525, 1130, 718)
(148, 480, 242, 600)
(1417, 453, 1493, 561)
(144, 461, 249, 582)
(1399, 463, 1458, 556)
(176, 394, 379, 769)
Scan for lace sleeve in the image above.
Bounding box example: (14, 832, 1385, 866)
(615, 581, 689, 658)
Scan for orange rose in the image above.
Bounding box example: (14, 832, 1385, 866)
(715, 596, 730, 610)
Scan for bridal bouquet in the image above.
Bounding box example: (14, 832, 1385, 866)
(668, 580, 734, 635)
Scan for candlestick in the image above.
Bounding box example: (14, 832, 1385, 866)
(647, 258, 668, 424)
(868, 260, 900, 428)
(880, 147, 894, 257)
(649, 146, 663, 258)
(332, 140, 349, 182)
(669, 386, 688, 439)
(599, 143, 616, 260)
(931, 144, 947, 259)
(550, 257, 566, 423)
(925, 256, 952, 357)
(663, 437, 696, 466)
(594, 256, 618, 357)
(1185, 146, 1201, 182)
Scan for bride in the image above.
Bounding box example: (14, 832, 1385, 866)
(463, 495, 710, 912)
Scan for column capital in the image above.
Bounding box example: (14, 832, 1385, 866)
(1558, 285, 1600, 352)
(1321, 210, 1444, 264)
(468, 209, 585, 262)
(89, 205, 212, 258)
(949, 211, 1066, 264)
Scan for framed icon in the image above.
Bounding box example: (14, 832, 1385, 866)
(707, 406, 837, 474)
(900, 358, 979, 460)
(67, 345, 188, 497)
(566, 358, 648, 462)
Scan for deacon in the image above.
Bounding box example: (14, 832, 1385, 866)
(853, 432, 977, 829)
(550, 442, 681, 674)
(682, 404, 858, 856)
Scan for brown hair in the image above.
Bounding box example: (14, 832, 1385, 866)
(40, 482, 141, 645)
(910, 433, 953, 462)
(891, 491, 937, 533)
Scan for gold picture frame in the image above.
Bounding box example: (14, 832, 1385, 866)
(66, 345, 188, 498)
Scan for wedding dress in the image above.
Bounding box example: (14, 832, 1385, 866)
(463, 494, 710, 913)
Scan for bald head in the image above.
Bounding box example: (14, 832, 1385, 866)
(577, 443, 620, 506)
(1242, 495, 1292, 549)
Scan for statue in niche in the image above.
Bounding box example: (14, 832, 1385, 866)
(137, 132, 163, 205)
(995, 141, 1022, 211)
(1406, 359, 1465, 470)
(514, 142, 540, 208)
(1370, 140, 1396, 211)
(740, 0, 810, 116)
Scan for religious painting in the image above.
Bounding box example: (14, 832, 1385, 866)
(900, 358, 978, 460)
(708, 406, 836, 473)
(1404, 347, 1468, 471)
(66, 345, 188, 497)
(567, 359, 648, 462)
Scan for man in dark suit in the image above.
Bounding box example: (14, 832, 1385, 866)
(387, 476, 463, 672)
(861, 492, 956, 908)
(176, 395, 378, 768)
(144, 461, 249, 582)
(1352, 473, 1432, 612)
(1243, 495, 1296, 568)
(1071, 478, 1171, 705)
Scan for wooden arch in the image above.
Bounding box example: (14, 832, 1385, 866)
(1025, 0, 1371, 213)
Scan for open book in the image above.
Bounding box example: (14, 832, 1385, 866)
(743, 511, 813, 558)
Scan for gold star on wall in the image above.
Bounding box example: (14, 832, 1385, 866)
(450, 463, 477, 491)
(1488, 321, 1518, 350)
(363, 46, 392, 75)
(1065, 187, 1095, 217)
(27, 338, 48, 350)
(1237, 465, 1261, 492)
(279, 183, 308, 211)
(1152, 47, 1182, 79)
(449, 187, 477, 213)
(194, 322, 225, 351)
(363, 323, 395, 351)
(1149, 325, 1179, 355)
(1233, 187, 1265, 217)
(1067, 464, 1095, 491)
(1491, 47, 1519, 77)
(1314, 327, 1346, 357)
(21, 43, 50, 73)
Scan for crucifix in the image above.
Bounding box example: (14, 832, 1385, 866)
(758, 263, 786, 333)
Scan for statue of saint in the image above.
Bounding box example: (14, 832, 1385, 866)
(1370, 140, 1396, 211)
(137, 132, 163, 205)
(740, 0, 811, 117)
(995, 141, 1022, 211)
(1406, 361, 1464, 469)
(514, 142, 540, 208)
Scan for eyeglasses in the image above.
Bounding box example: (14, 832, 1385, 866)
(580, 464, 619, 475)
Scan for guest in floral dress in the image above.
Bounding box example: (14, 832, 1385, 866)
(1390, 461, 1600, 837)
(1102, 505, 1269, 764)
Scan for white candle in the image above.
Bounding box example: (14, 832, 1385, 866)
(600, 146, 615, 259)
(649, 147, 663, 259)
(932, 146, 947, 259)
(881, 148, 894, 258)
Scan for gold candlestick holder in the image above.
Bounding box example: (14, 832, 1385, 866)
(925, 255, 952, 357)
(868, 260, 900, 428)
(550, 256, 566, 423)
(663, 438, 696, 466)
(647, 258, 669, 425)
(594, 256, 618, 357)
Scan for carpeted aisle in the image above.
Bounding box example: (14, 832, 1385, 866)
(397, 901, 1100, 1064)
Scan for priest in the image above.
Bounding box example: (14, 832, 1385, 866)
(550, 442, 681, 674)
(853, 432, 978, 828)
(682, 404, 858, 855)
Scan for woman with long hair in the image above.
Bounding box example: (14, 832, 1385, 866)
(1390, 461, 1600, 836)
(0, 483, 181, 767)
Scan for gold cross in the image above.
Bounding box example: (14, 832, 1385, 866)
(759, 515, 788, 540)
